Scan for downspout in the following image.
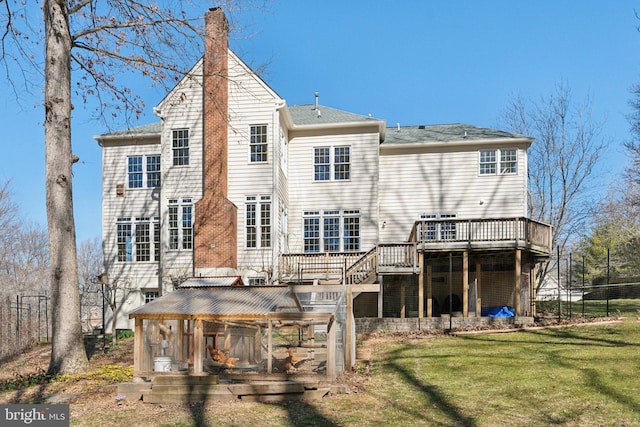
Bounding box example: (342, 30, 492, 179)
(272, 100, 286, 283)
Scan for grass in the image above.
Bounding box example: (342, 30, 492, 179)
(2, 309, 640, 426)
(357, 321, 640, 426)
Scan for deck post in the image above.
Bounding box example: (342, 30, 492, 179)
(531, 263, 538, 316)
(346, 285, 354, 368)
(462, 251, 469, 317)
(400, 282, 406, 318)
(418, 252, 424, 318)
(514, 249, 522, 315)
(426, 261, 433, 317)
(377, 276, 383, 318)
(476, 261, 482, 316)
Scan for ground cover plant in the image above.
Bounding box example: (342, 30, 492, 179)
(1, 316, 639, 426)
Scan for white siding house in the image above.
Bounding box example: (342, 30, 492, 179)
(95, 10, 551, 332)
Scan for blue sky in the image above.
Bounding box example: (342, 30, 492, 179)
(1, 1, 639, 243)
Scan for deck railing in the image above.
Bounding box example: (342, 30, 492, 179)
(280, 217, 551, 284)
(410, 217, 552, 253)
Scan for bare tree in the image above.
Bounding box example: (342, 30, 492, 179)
(1, 1, 257, 374)
(78, 237, 102, 328)
(501, 82, 606, 288)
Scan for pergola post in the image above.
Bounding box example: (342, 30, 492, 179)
(133, 317, 143, 375)
(193, 319, 204, 374)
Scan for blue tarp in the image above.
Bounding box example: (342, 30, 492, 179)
(482, 306, 516, 317)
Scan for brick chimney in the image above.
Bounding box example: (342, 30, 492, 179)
(194, 8, 238, 272)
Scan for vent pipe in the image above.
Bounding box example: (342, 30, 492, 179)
(314, 92, 319, 110)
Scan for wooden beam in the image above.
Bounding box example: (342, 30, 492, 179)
(418, 252, 424, 318)
(427, 262, 433, 317)
(515, 249, 522, 315)
(134, 317, 143, 375)
(193, 319, 203, 374)
(400, 282, 406, 318)
(462, 251, 469, 317)
(267, 320, 273, 373)
(378, 277, 383, 318)
(177, 319, 184, 361)
(346, 286, 354, 369)
(476, 261, 482, 317)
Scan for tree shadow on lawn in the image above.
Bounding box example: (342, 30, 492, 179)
(457, 326, 638, 348)
(381, 347, 478, 427)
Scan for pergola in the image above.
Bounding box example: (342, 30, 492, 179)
(129, 279, 343, 380)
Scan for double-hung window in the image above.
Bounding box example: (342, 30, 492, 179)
(245, 195, 271, 248)
(116, 217, 159, 262)
(172, 129, 189, 166)
(419, 213, 457, 241)
(168, 198, 193, 250)
(250, 124, 268, 163)
(479, 148, 517, 175)
(144, 290, 160, 303)
(127, 155, 161, 188)
(303, 209, 360, 253)
(314, 146, 350, 181)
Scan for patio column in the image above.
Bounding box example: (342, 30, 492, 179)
(462, 251, 469, 317)
(418, 252, 424, 318)
(514, 249, 522, 315)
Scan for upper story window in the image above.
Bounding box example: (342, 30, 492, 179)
(245, 195, 271, 248)
(128, 155, 160, 189)
(144, 290, 160, 303)
(250, 124, 268, 163)
(303, 209, 360, 253)
(248, 276, 267, 286)
(172, 129, 189, 166)
(314, 146, 350, 181)
(116, 216, 160, 262)
(479, 148, 517, 175)
(168, 198, 193, 250)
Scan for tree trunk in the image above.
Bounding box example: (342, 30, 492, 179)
(44, 0, 89, 375)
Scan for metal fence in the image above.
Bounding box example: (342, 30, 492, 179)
(535, 282, 640, 320)
(0, 294, 50, 362)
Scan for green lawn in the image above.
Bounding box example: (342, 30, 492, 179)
(68, 319, 640, 426)
(281, 319, 640, 427)
(350, 321, 640, 426)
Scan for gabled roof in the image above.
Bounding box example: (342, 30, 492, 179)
(94, 122, 161, 142)
(287, 104, 381, 126)
(382, 123, 532, 147)
(283, 104, 386, 141)
(129, 285, 303, 320)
